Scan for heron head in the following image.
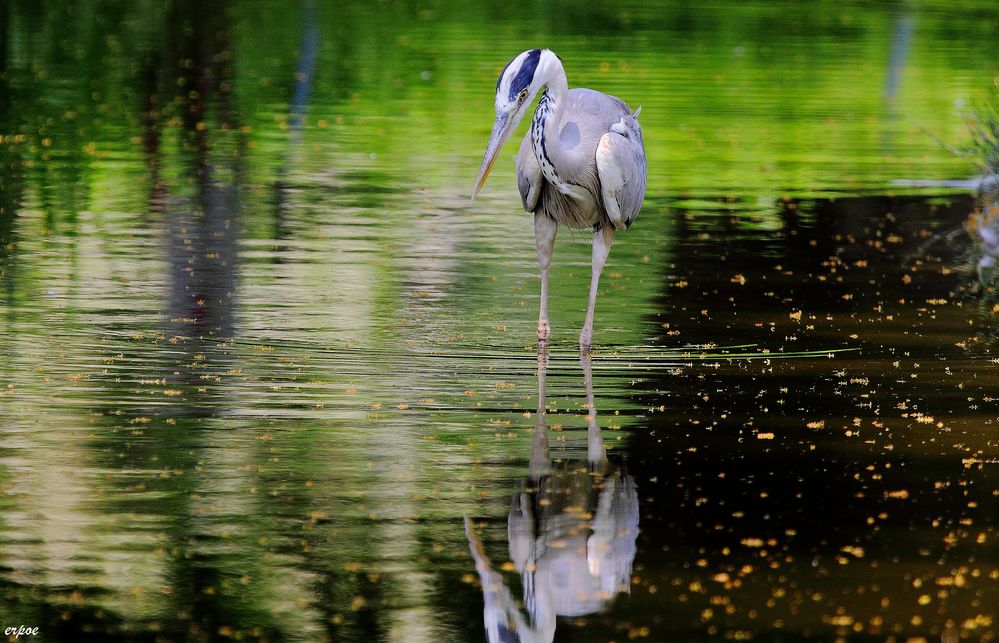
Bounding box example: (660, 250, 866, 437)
(472, 48, 561, 199)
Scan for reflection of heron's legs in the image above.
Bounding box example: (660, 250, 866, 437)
(580, 225, 615, 350)
(529, 348, 551, 480)
(535, 213, 557, 343)
(580, 353, 606, 465)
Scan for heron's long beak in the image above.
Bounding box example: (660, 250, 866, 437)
(471, 113, 514, 200)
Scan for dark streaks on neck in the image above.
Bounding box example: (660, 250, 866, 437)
(532, 89, 559, 184)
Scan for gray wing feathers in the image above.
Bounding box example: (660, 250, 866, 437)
(516, 134, 543, 212)
(596, 113, 646, 229)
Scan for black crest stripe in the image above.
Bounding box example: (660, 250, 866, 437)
(508, 49, 541, 101)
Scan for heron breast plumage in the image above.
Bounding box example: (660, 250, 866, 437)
(517, 88, 643, 230)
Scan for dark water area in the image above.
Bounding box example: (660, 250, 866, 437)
(1, 0, 997, 641)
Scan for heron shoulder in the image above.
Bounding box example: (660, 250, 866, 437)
(567, 88, 632, 116)
(563, 89, 639, 141)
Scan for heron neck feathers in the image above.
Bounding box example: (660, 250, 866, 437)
(530, 66, 576, 196)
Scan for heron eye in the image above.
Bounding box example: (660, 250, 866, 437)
(519, 89, 529, 101)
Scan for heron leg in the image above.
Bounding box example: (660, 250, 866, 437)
(580, 225, 614, 351)
(534, 212, 557, 343)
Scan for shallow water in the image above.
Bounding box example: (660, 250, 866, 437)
(1, 1, 998, 641)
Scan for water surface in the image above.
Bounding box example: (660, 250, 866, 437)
(0, 1, 997, 641)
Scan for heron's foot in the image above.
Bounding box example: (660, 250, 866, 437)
(537, 319, 551, 343)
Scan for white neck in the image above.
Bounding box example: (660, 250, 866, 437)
(534, 51, 568, 115)
(530, 53, 573, 192)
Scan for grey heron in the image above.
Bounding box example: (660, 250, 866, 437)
(472, 48, 647, 349)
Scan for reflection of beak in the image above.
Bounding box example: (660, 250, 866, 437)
(471, 113, 514, 200)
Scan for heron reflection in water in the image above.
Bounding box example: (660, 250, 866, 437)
(465, 351, 639, 643)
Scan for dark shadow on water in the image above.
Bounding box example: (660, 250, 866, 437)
(614, 191, 997, 640)
(664, 192, 979, 353)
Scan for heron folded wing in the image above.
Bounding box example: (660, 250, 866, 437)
(516, 133, 543, 213)
(595, 119, 646, 229)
